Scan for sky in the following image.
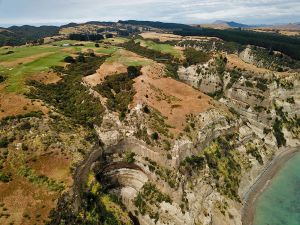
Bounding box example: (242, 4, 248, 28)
(0, 0, 300, 27)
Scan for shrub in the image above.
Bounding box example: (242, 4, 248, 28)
(124, 152, 135, 164)
(0, 75, 6, 83)
(182, 155, 205, 170)
(151, 132, 159, 140)
(287, 97, 295, 104)
(96, 73, 135, 116)
(227, 70, 242, 89)
(127, 66, 142, 79)
(27, 56, 106, 127)
(215, 56, 227, 76)
(273, 118, 286, 147)
(20, 121, 31, 130)
(246, 145, 263, 164)
(0, 171, 12, 183)
(184, 48, 211, 66)
(256, 81, 268, 92)
(64, 56, 76, 64)
(142, 105, 150, 114)
(0, 137, 9, 148)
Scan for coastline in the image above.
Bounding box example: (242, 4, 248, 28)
(241, 146, 300, 225)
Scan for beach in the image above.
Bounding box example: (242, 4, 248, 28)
(241, 146, 300, 225)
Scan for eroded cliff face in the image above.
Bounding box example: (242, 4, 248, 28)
(91, 103, 280, 225)
(86, 54, 300, 225)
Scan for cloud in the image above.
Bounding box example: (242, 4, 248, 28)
(0, 0, 299, 26)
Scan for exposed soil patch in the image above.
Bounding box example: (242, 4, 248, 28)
(29, 71, 61, 84)
(83, 62, 127, 86)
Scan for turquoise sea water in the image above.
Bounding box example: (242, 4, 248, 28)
(254, 153, 300, 225)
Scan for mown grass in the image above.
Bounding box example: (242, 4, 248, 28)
(52, 40, 119, 55)
(1, 51, 68, 93)
(0, 45, 59, 62)
(105, 37, 129, 44)
(106, 49, 151, 67)
(136, 39, 182, 59)
(95, 46, 118, 55)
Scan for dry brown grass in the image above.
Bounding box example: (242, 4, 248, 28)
(140, 32, 218, 42)
(140, 32, 183, 42)
(0, 149, 72, 225)
(59, 24, 106, 35)
(132, 63, 213, 134)
(83, 62, 128, 87)
(226, 54, 270, 74)
(0, 178, 58, 225)
(226, 53, 296, 78)
(0, 92, 48, 120)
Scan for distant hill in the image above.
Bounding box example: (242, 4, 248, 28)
(270, 23, 300, 31)
(213, 20, 251, 28)
(0, 25, 60, 46)
(118, 20, 196, 30)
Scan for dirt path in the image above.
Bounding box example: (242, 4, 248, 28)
(241, 146, 300, 225)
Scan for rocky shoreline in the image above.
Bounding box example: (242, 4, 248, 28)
(241, 146, 300, 225)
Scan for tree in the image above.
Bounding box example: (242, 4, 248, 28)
(76, 54, 85, 63)
(127, 66, 142, 79)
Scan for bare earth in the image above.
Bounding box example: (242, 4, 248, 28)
(29, 71, 61, 84)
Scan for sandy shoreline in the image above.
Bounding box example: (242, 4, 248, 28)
(241, 146, 300, 225)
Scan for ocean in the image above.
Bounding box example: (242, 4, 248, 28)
(254, 152, 300, 225)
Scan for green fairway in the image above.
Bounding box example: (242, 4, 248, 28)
(0, 40, 125, 94)
(1, 51, 68, 93)
(106, 50, 151, 67)
(105, 37, 129, 44)
(95, 46, 118, 55)
(0, 45, 60, 63)
(51, 40, 81, 46)
(51, 40, 118, 55)
(136, 39, 182, 58)
(0, 44, 72, 93)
